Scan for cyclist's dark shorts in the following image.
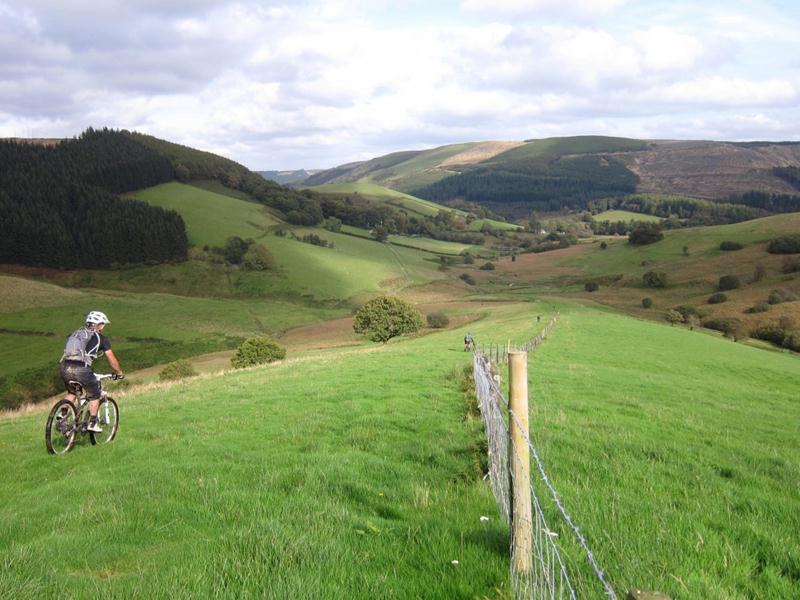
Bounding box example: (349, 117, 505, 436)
(60, 361, 101, 399)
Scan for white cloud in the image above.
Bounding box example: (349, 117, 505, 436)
(1, 0, 799, 167)
(461, 0, 628, 19)
(633, 26, 704, 72)
(657, 77, 796, 107)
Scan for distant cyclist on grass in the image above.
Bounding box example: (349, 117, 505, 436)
(60, 311, 124, 433)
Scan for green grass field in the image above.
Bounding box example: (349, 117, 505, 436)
(365, 142, 477, 191)
(0, 303, 545, 599)
(527, 305, 800, 599)
(340, 225, 483, 256)
(488, 136, 648, 163)
(0, 275, 343, 406)
(310, 182, 516, 234)
(466, 218, 521, 232)
(593, 210, 662, 223)
(129, 182, 280, 247)
(310, 182, 453, 217)
(561, 213, 800, 281)
(1, 301, 798, 598)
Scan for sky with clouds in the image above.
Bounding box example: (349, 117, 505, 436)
(1, 0, 799, 169)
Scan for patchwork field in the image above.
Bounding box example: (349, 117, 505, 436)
(593, 210, 662, 223)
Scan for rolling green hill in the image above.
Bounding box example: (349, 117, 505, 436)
(306, 136, 800, 219)
(1, 302, 797, 598)
(309, 181, 519, 232)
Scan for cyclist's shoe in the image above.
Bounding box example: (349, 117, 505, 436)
(87, 420, 103, 433)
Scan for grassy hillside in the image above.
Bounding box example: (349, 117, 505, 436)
(130, 182, 281, 246)
(340, 225, 484, 256)
(593, 209, 662, 223)
(0, 274, 342, 408)
(364, 142, 477, 192)
(471, 213, 800, 335)
(310, 181, 518, 233)
(310, 181, 463, 217)
(129, 181, 445, 301)
(0, 303, 550, 598)
(2, 302, 797, 598)
(487, 135, 648, 163)
(529, 305, 800, 599)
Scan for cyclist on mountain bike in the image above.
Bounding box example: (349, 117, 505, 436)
(60, 311, 124, 433)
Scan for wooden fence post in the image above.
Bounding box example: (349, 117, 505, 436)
(508, 350, 532, 574)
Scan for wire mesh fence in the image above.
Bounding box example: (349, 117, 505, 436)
(472, 314, 617, 600)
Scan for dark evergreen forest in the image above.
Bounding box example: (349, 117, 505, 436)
(0, 128, 187, 268)
(410, 155, 639, 217)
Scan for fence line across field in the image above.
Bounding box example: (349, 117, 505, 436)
(472, 313, 618, 599)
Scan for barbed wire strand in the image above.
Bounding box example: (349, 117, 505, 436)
(472, 313, 617, 600)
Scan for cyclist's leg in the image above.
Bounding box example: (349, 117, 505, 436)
(85, 373, 102, 418)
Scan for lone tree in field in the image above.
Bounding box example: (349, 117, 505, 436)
(353, 296, 423, 343)
(231, 336, 286, 368)
(628, 223, 663, 245)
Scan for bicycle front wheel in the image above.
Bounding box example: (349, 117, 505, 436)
(90, 397, 119, 445)
(45, 399, 78, 455)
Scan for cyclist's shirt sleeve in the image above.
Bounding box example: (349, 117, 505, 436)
(85, 333, 112, 360)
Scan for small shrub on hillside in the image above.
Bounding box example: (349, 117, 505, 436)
(231, 336, 286, 368)
(462, 253, 474, 264)
(159, 359, 197, 381)
(641, 297, 653, 309)
(642, 271, 668, 288)
(459, 273, 476, 285)
(353, 296, 423, 343)
(784, 331, 800, 352)
(479, 262, 495, 271)
(719, 241, 744, 251)
(745, 304, 770, 314)
(768, 288, 798, 304)
(426, 311, 450, 328)
(708, 292, 728, 304)
(223, 236, 252, 265)
(703, 317, 741, 337)
(718, 275, 740, 291)
(782, 257, 800, 274)
(302, 233, 331, 247)
(682, 245, 689, 256)
(584, 281, 599, 292)
(665, 310, 683, 325)
(674, 305, 702, 320)
(767, 234, 800, 254)
(242, 243, 276, 271)
(750, 325, 786, 346)
(600, 241, 608, 250)
(322, 217, 342, 232)
(628, 223, 664, 246)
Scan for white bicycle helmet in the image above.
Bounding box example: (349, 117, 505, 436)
(85, 310, 110, 325)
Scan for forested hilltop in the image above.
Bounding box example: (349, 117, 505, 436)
(0, 129, 187, 268)
(304, 136, 800, 219)
(0, 129, 335, 269)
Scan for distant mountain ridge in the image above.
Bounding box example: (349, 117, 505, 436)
(258, 169, 322, 185)
(305, 135, 800, 217)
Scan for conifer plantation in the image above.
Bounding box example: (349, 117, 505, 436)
(0, 128, 187, 268)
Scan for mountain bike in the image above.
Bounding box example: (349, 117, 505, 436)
(45, 373, 121, 455)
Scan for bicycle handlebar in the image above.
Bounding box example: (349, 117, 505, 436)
(97, 373, 124, 381)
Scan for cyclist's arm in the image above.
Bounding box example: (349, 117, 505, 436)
(105, 349, 123, 376)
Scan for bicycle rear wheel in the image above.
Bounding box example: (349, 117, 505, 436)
(45, 399, 78, 455)
(90, 397, 119, 445)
